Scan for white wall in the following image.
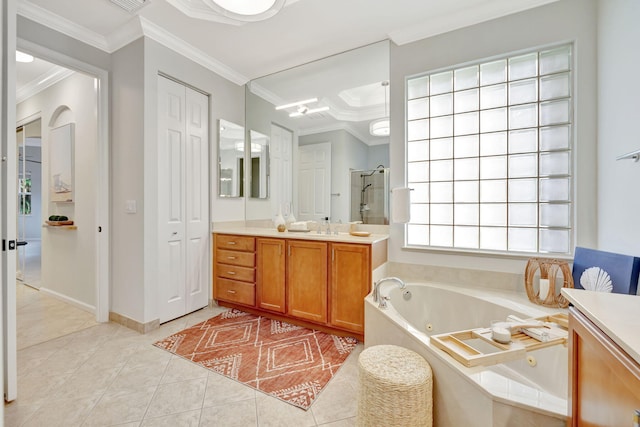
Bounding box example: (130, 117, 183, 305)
(368, 143, 390, 170)
(597, 0, 640, 256)
(111, 38, 145, 322)
(16, 72, 98, 307)
(388, 0, 598, 276)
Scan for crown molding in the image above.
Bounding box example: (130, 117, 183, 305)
(17, 1, 110, 51)
(389, 0, 559, 46)
(299, 122, 388, 147)
(16, 66, 75, 104)
(106, 16, 145, 52)
(18, 1, 248, 85)
(139, 17, 248, 85)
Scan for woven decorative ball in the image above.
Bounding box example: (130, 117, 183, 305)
(524, 257, 574, 308)
(357, 345, 432, 427)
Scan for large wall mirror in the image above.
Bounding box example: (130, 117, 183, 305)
(249, 130, 269, 199)
(245, 40, 390, 224)
(218, 119, 245, 198)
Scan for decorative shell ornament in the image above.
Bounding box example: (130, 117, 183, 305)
(580, 267, 613, 293)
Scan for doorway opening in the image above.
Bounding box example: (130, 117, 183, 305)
(16, 119, 42, 290)
(14, 53, 104, 350)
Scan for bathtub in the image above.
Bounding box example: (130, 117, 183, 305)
(364, 282, 568, 427)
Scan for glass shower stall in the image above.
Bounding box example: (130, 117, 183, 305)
(350, 166, 389, 225)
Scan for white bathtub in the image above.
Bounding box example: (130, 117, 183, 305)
(364, 282, 568, 427)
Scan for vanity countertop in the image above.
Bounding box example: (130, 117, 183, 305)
(561, 288, 640, 365)
(212, 225, 389, 245)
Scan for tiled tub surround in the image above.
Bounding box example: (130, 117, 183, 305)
(365, 282, 568, 427)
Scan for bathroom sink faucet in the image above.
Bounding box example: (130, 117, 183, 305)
(373, 277, 406, 309)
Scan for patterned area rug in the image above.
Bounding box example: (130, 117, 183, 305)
(153, 309, 358, 410)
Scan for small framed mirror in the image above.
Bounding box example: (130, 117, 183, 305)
(249, 130, 269, 199)
(218, 119, 245, 198)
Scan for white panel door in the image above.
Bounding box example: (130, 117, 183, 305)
(158, 76, 187, 323)
(297, 143, 331, 221)
(184, 87, 209, 314)
(270, 123, 293, 217)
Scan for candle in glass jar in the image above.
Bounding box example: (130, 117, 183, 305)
(539, 278, 550, 300)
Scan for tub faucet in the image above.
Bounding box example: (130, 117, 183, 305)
(373, 277, 406, 309)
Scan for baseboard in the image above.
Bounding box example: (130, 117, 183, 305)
(109, 311, 160, 334)
(39, 287, 96, 315)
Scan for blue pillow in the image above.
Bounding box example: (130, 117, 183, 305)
(572, 247, 640, 295)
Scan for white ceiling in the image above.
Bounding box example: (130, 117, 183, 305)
(18, 0, 559, 83)
(15, 0, 559, 144)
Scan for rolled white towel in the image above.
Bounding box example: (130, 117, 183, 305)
(288, 221, 309, 231)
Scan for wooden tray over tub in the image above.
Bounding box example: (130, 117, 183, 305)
(430, 313, 568, 368)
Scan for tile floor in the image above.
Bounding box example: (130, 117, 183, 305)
(16, 283, 98, 350)
(5, 291, 361, 426)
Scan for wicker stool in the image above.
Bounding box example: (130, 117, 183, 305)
(357, 344, 433, 427)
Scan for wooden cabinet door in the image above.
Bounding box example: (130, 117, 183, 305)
(569, 306, 640, 427)
(256, 238, 286, 313)
(329, 243, 370, 333)
(286, 240, 328, 324)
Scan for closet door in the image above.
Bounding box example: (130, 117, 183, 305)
(157, 76, 209, 323)
(184, 87, 209, 313)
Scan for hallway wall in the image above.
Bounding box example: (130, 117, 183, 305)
(16, 72, 99, 309)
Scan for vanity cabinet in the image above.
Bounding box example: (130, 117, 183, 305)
(213, 232, 387, 340)
(568, 306, 640, 427)
(329, 243, 371, 334)
(213, 234, 256, 307)
(256, 238, 286, 313)
(287, 240, 328, 324)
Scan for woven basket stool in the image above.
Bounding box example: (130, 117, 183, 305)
(357, 344, 432, 427)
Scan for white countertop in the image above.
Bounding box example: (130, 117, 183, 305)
(562, 288, 640, 365)
(212, 225, 389, 245)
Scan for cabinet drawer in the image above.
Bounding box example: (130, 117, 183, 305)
(216, 263, 255, 283)
(216, 249, 255, 267)
(216, 278, 255, 306)
(216, 235, 255, 252)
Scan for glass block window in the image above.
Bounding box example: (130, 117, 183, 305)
(405, 45, 572, 254)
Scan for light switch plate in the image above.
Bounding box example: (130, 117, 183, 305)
(125, 200, 137, 214)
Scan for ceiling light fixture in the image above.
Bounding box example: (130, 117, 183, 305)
(370, 81, 390, 137)
(204, 0, 285, 22)
(289, 106, 329, 118)
(275, 97, 318, 110)
(16, 51, 34, 63)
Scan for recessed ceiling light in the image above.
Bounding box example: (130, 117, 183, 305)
(210, 0, 275, 16)
(202, 0, 286, 23)
(16, 51, 34, 63)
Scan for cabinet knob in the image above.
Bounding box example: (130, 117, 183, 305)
(227, 256, 236, 260)
(227, 271, 236, 275)
(227, 290, 237, 294)
(227, 241, 236, 245)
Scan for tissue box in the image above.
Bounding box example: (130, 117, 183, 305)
(288, 221, 309, 231)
